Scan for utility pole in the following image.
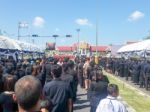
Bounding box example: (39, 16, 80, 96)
(96, 21, 98, 55)
(17, 22, 28, 40)
(76, 29, 80, 55)
(18, 22, 20, 40)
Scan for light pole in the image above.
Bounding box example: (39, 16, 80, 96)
(76, 29, 80, 55)
(18, 22, 20, 40)
(52, 35, 59, 46)
(18, 22, 28, 40)
(96, 21, 98, 55)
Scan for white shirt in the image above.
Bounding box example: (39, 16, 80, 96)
(96, 95, 127, 112)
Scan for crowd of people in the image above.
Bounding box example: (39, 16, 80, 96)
(0, 55, 128, 112)
(100, 58, 150, 90)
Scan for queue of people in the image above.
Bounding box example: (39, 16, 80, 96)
(100, 57, 150, 90)
(0, 55, 127, 112)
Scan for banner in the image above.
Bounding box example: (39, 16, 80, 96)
(46, 42, 55, 50)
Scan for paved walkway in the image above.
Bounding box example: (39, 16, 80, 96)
(74, 87, 90, 112)
(73, 73, 138, 112)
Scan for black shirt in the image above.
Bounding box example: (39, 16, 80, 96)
(45, 63, 53, 82)
(88, 80, 108, 107)
(0, 92, 18, 112)
(43, 78, 72, 112)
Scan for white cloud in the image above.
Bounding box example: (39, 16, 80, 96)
(55, 28, 60, 31)
(75, 18, 92, 26)
(128, 11, 144, 22)
(33, 16, 45, 27)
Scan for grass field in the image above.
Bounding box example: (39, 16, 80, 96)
(104, 71, 150, 112)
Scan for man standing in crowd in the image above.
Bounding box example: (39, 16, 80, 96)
(44, 57, 54, 83)
(83, 58, 90, 90)
(144, 60, 150, 90)
(96, 84, 127, 112)
(43, 64, 73, 112)
(14, 75, 49, 112)
(77, 58, 85, 88)
(88, 70, 109, 112)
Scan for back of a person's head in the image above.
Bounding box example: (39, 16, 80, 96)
(0, 65, 3, 75)
(51, 64, 62, 78)
(96, 70, 103, 81)
(32, 65, 41, 76)
(63, 57, 69, 63)
(89, 61, 95, 67)
(15, 75, 42, 111)
(53, 58, 59, 64)
(67, 60, 74, 69)
(16, 63, 22, 69)
(6, 66, 14, 74)
(4, 75, 17, 91)
(62, 63, 69, 73)
(107, 84, 119, 96)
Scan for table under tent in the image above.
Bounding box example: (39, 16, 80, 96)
(117, 39, 150, 59)
(0, 36, 44, 61)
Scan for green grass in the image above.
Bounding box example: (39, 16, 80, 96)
(104, 71, 150, 112)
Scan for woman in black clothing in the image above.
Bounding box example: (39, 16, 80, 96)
(88, 70, 109, 112)
(32, 65, 45, 87)
(0, 65, 4, 112)
(0, 75, 18, 112)
(0, 65, 4, 93)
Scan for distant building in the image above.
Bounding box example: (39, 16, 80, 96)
(56, 42, 110, 56)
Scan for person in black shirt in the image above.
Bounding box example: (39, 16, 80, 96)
(77, 59, 85, 88)
(68, 60, 78, 102)
(0, 65, 4, 93)
(144, 60, 150, 90)
(0, 75, 18, 112)
(14, 63, 25, 80)
(43, 64, 73, 112)
(88, 70, 108, 112)
(44, 58, 54, 83)
(0, 65, 4, 111)
(139, 60, 146, 88)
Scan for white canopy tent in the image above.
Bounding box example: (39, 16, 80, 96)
(0, 36, 21, 50)
(0, 36, 43, 52)
(118, 39, 150, 53)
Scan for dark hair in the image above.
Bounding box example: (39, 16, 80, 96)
(51, 65, 62, 78)
(89, 61, 95, 67)
(15, 75, 42, 111)
(53, 58, 59, 64)
(32, 65, 41, 77)
(4, 75, 17, 91)
(0, 65, 3, 76)
(91, 70, 102, 82)
(67, 60, 74, 69)
(107, 84, 119, 95)
(62, 63, 69, 73)
(63, 57, 69, 63)
(16, 63, 22, 70)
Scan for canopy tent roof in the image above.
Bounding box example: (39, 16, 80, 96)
(118, 39, 150, 53)
(0, 36, 43, 52)
(0, 36, 21, 50)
